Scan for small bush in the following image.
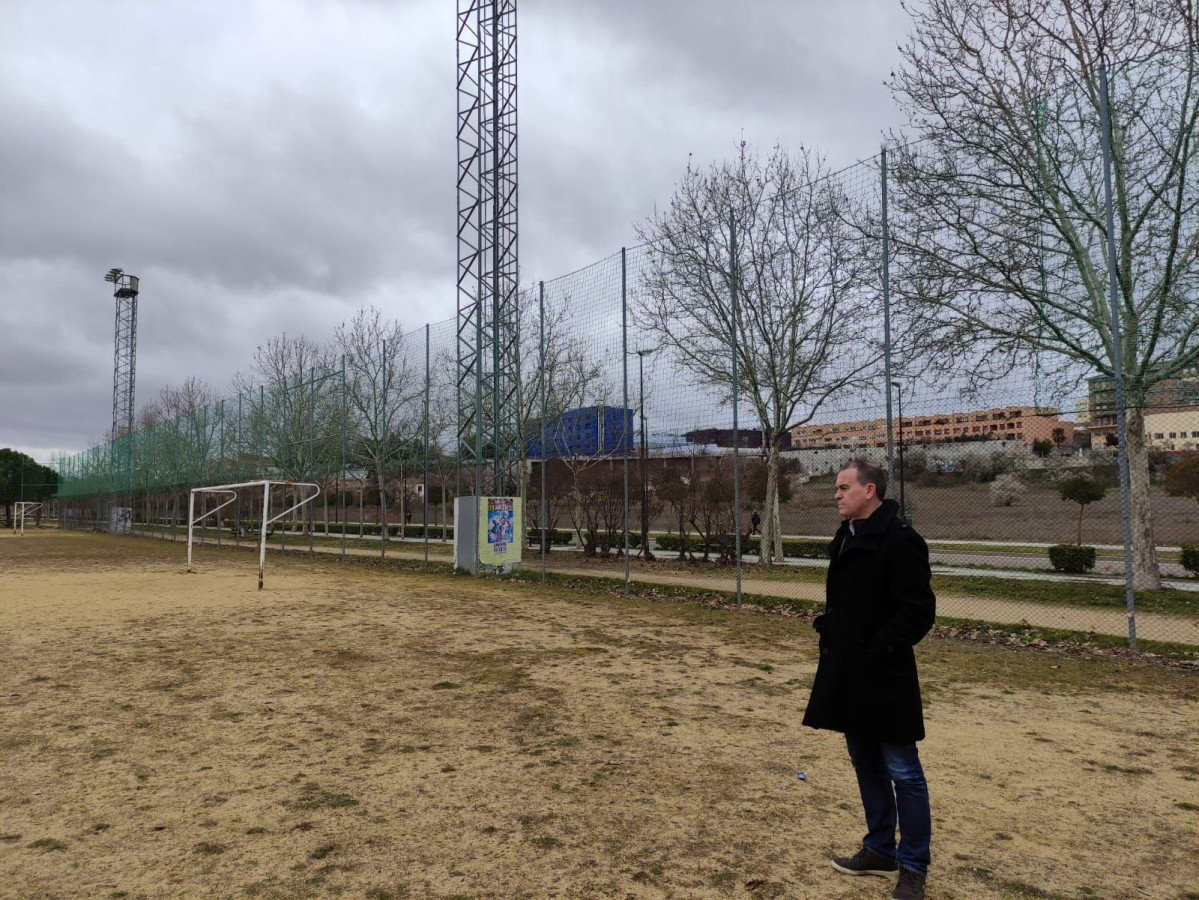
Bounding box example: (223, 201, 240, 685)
(1048, 544, 1097, 573)
(783, 538, 830, 558)
(658, 534, 827, 558)
(989, 472, 1026, 507)
(391, 524, 454, 539)
(1180, 544, 1199, 577)
(655, 534, 698, 552)
(526, 529, 573, 546)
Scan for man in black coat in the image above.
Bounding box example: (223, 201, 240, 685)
(802, 458, 936, 900)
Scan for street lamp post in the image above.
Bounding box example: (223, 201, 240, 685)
(636, 349, 655, 560)
(891, 380, 906, 518)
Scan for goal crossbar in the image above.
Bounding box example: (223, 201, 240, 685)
(187, 480, 321, 589)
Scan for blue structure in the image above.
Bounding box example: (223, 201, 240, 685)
(528, 405, 634, 458)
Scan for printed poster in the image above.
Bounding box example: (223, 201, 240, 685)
(477, 496, 522, 567)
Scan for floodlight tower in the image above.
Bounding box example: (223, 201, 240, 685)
(105, 267, 140, 517)
(456, 0, 520, 497)
(105, 267, 141, 443)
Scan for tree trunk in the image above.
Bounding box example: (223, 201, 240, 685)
(377, 471, 388, 559)
(1125, 407, 1161, 591)
(759, 440, 784, 566)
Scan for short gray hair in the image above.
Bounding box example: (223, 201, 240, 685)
(840, 457, 887, 499)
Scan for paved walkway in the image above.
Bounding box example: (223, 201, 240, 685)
(543, 566, 1198, 646)
(171, 531, 1199, 646)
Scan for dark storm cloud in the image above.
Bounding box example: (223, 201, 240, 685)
(0, 0, 911, 459)
(0, 80, 453, 297)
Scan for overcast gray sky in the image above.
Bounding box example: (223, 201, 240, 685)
(0, 0, 911, 461)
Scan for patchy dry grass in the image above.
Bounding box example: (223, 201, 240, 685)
(0, 531, 1196, 899)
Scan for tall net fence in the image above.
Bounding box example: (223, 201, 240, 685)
(56, 47, 1199, 651)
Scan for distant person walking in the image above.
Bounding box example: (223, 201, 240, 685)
(803, 458, 936, 900)
(750, 509, 761, 535)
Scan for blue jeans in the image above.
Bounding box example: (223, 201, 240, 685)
(844, 734, 931, 876)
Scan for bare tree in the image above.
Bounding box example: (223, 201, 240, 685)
(889, 0, 1199, 588)
(330, 308, 418, 557)
(656, 459, 698, 561)
(235, 333, 338, 536)
(134, 377, 219, 532)
(516, 287, 623, 554)
(688, 453, 737, 563)
(635, 142, 882, 566)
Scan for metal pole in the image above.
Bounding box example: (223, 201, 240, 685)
(730, 211, 743, 609)
(424, 324, 431, 569)
(455, 306, 463, 505)
(881, 146, 895, 485)
(539, 281, 548, 584)
(639, 351, 651, 559)
(187, 490, 195, 571)
(1099, 64, 1138, 651)
(892, 381, 906, 518)
(621, 248, 631, 592)
(308, 369, 315, 556)
(490, 0, 504, 497)
(217, 400, 224, 547)
(381, 340, 388, 561)
(236, 394, 243, 547)
(475, 292, 484, 501)
(258, 480, 270, 590)
(340, 354, 347, 559)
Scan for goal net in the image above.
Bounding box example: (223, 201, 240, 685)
(187, 480, 320, 589)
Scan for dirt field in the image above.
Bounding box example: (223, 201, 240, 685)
(1, 532, 1196, 900)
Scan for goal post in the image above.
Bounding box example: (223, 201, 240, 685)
(13, 502, 43, 535)
(187, 480, 320, 589)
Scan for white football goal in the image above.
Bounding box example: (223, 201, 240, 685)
(187, 480, 320, 589)
(13, 501, 43, 535)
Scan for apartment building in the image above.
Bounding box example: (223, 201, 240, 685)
(1143, 410, 1199, 451)
(1086, 372, 1199, 444)
(789, 405, 1073, 450)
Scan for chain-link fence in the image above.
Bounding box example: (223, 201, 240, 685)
(56, 48, 1199, 652)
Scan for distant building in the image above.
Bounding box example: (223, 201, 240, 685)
(1143, 411, 1199, 451)
(527, 406, 634, 458)
(789, 405, 1073, 449)
(1086, 371, 1199, 443)
(683, 428, 792, 450)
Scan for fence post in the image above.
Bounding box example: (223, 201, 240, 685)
(236, 394, 243, 546)
(730, 210, 743, 610)
(217, 400, 224, 547)
(622, 248, 631, 593)
(475, 293, 484, 500)
(539, 281, 548, 585)
(381, 339, 388, 561)
(1098, 64, 1137, 651)
(339, 355, 347, 558)
(424, 324, 431, 569)
(881, 145, 895, 486)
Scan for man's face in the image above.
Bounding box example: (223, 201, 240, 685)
(835, 467, 878, 521)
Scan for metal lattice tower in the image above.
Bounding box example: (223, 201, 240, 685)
(456, 0, 520, 497)
(105, 268, 140, 487)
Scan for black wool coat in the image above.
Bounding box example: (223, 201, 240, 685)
(802, 498, 936, 743)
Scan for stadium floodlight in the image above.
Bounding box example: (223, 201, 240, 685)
(13, 502, 43, 535)
(187, 480, 320, 589)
